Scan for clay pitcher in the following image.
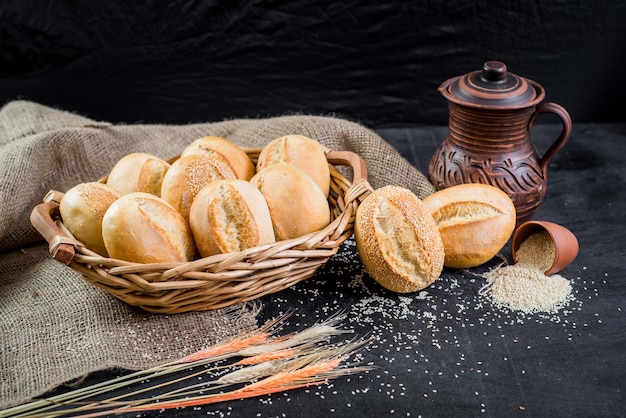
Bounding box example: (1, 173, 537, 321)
(428, 61, 572, 225)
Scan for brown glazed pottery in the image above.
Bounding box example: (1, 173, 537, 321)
(428, 61, 572, 225)
(511, 220, 579, 275)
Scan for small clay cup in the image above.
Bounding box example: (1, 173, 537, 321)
(511, 220, 579, 275)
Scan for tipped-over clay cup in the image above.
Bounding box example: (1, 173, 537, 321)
(511, 220, 579, 275)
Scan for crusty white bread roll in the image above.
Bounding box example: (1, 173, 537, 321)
(422, 183, 516, 269)
(102, 192, 195, 263)
(256, 134, 330, 197)
(354, 185, 444, 293)
(181, 136, 256, 181)
(59, 182, 121, 256)
(250, 162, 330, 241)
(189, 179, 275, 257)
(160, 154, 237, 221)
(106, 152, 170, 196)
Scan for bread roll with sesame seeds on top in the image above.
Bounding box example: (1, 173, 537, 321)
(106, 152, 170, 197)
(59, 182, 121, 257)
(181, 136, 256, 181)
(256, 134, 330, 197)
(102, 192, 195, 263)
(354, 185, 444, 293)
(160, 154, 237, 221)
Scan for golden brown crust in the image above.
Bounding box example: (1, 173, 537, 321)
(189, 179, 275, 257)
(250, 162, 330, 241)
(106, 152, 170, 196)
(102, 192, 195, 263)
(422, 183, 516, 268)
(256, 134, 330, 197)
(59, 182, 121, 256)
(181, 136, 256, 181)
(354, 185, 444, 293)
(160, 154, 237, 221)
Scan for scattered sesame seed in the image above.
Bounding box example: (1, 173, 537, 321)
(192, 237, 595, 416)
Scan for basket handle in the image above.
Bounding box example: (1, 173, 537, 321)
(325, 150, 368, 184)
(30, 197, 76, 265)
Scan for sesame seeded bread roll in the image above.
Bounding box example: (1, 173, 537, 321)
(160, 154, 237, 221)
(354, 185, 444, 293)
(102, 192, 195, 263)
(256, 134, 331, 197)
(59, 182, 121, 256)
(422, 183, 516, 269)
(250, 162, 330, 241)
(190, 179, 275, 257)
(181, 136, 256, 181)
(106, 152, 170, 196)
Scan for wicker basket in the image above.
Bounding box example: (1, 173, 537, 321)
(30, 149, 372, 314)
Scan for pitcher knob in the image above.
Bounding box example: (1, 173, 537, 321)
(482, 61, 507, 82)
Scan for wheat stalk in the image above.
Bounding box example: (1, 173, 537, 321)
(0, 311, 373, 418)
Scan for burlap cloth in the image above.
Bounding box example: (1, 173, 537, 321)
(0, 100, 434, 408)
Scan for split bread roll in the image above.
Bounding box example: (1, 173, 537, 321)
(59, 182, 121, 257)
(422, 183, 516, 269)
(354, 185, 445, 293)
(106, 152, 170, 196)
(250, 162, 330, 241)
(256, 134, 330, 197)
(160, 154, 237, 221)
(190, 179, 275, 257)
(102, 192, 195, 263)
(181, 136, 256, 181)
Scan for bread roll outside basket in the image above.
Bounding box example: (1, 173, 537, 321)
(30, 148, 372, 314)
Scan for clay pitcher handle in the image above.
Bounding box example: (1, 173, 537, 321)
(528, 102, 572, 177)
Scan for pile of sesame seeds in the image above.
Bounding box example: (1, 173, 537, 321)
(479, 230, 573, 314)
(480, 264, 573, 314)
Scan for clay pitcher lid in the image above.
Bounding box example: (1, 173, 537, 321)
(440, 61, 545, 108)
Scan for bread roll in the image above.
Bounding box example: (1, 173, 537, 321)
(256, 134, 330, 197)
(250, 162, 330, 241)
(422, 183, 516, 269)
(106, 152, 170, 196)
(181, 136, 256, 181)
(354, 185, 444, 293)
(102, 192, 195, 263)
(59, 182, 121, 256)
(160, 154, 237, 221)
(189, 179, 275, 257)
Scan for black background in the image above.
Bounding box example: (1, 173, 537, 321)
(1, 0, 626, 128)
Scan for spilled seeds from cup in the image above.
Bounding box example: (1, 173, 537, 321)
(479, 231, 573, 314)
